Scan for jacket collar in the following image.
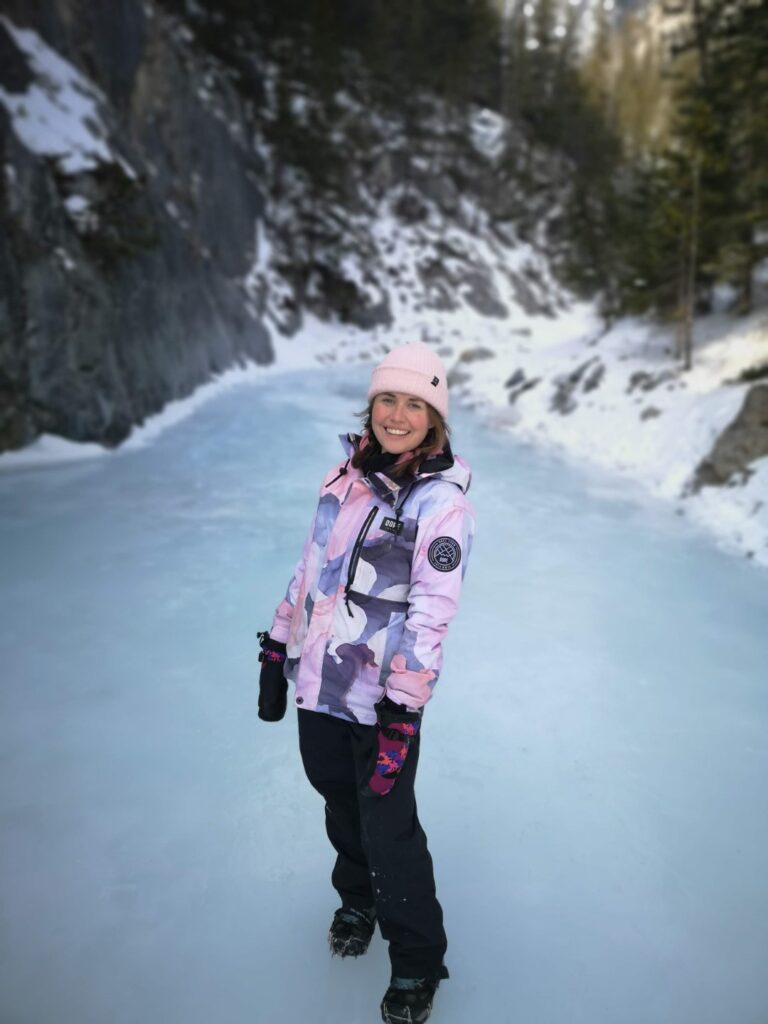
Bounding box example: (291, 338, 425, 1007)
(338, 433, 471, 501)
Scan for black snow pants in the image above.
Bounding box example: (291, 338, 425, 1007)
(297, 708, 447, 980)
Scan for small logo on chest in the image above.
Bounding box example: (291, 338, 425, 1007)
(381, 516, 404, 536)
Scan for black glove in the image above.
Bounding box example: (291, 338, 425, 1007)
(362, 695, 421, 797)
(257, 631, 288, 722)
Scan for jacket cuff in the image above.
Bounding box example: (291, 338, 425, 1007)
(267, 612, 291, 645)
(385, 654, 435, 710)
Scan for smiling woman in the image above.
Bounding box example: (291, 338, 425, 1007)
(257, 341, 475, 1024)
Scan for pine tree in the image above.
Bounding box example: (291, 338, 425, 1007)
(607, 0, 767, 356)
(702, 0, 768, 313)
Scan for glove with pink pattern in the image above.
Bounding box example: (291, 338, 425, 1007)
(363, 695, 421, 797)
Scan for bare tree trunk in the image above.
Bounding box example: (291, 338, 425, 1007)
(680, 150, 701, 371)
(741, 236, 753, 314)
(500, 0, 517, 133)
(675, 233, 688, 362)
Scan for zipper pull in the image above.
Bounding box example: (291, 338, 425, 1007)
(325, 460, 350, 488)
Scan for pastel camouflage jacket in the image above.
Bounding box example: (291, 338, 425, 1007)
(269, 433, 475, 725)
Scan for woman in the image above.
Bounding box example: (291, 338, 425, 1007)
(258, 342, 475, 1024)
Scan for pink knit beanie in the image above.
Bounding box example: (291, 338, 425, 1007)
(367, 342, 449, 419)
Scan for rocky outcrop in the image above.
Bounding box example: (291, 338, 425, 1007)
(551, 356, 604, 414)
(0, 2, 270, 450)
(691, 384, 768, 491)
(447, 346, 496, 388)
(505, 368, 540, 404)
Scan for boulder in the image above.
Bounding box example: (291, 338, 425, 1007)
(691, 384, 768, 491)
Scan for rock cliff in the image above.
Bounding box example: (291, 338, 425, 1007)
(1, 1, 269, 450)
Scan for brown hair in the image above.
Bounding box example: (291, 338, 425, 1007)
(351, 400, 450, 480)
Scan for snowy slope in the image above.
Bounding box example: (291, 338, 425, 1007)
(262, 245, 768, 569)
(440, 307, 768, 568)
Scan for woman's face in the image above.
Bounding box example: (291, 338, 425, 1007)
(371, 392, 431, 454)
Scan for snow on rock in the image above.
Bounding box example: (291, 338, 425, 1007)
(469, 107, 506, 162)
(0, 15, 132, 177)
(0, 434, 111, 470)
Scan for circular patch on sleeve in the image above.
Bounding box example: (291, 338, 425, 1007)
(427, 536, 461, 572)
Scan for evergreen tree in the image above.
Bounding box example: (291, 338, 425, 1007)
(701, 0, 768, 312)
(607, 0, 767, 353)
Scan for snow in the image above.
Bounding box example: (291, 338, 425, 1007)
(0, 433, 111, 470)
(0, 15, 133, 177)
(53, 245, 76, 272)
(0, 364, 277, 472)
(468, 107, 506, 162)
(63, 194, 90, 214)
(447, 307, 768, 565)
(290, 93, 310, 123)
(2, 367, 767, 1024)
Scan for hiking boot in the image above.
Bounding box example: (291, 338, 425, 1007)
(328, 905, 376, 958)
(380, 972, 446, 1024)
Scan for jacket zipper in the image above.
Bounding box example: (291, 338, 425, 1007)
(344, 505, 378, 616)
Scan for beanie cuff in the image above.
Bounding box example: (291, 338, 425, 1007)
(368, 366, 448, 419)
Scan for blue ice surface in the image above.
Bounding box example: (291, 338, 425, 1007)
(1, 365, 767, 1024)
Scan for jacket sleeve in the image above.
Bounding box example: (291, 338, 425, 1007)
(384, 501, 474, 710)
(268, 504, 319, 645)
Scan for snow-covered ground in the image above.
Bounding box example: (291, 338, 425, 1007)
(2, 367, 767, 1024)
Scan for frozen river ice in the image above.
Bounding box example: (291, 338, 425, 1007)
(1, 366, 767, 1024)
